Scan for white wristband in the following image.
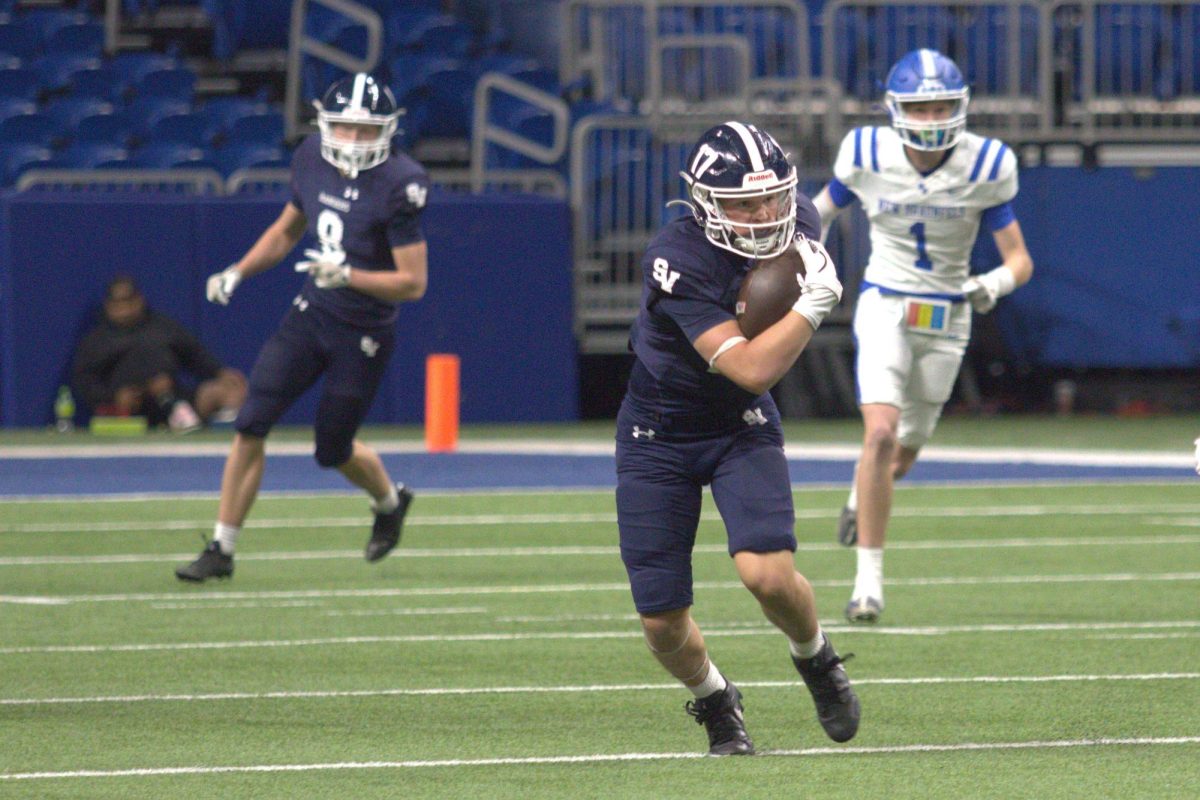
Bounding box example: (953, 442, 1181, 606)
(707, 335, 747, 371)
(987, 265, 1017, 298)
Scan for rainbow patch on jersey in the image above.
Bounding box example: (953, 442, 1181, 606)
(905, 297, 952, 335)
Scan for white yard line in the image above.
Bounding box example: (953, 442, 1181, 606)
(2, 737, 1198, 780)
(4, 533, 1200, 567)
(3, 619, 1199, 655)
(2, 671, 1196, 706)
(0, 438, 1191, 466)
(4, 572, 1200, 607)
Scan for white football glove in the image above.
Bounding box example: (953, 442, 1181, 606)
(790, 238, 843, 330)
(962, 266, 1016, 314)
(294, 248, 351, 289)
(205, 265, 242, 306)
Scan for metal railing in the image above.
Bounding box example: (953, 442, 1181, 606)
(283, 0, 383, 143)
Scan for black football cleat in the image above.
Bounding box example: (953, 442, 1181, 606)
(175, 540, 233, 582)
(684, 682, 755, 756)
(793, 636, 860, 743)
(836, 506, 858, 547)
(365, 484, 414, 563)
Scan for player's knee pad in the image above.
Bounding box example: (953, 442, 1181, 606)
(313, 393, 366, 467)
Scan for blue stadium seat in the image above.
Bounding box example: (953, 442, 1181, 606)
(0, 142, 52, 184)
(69, 65, 126, 102)
(0, 111, 63, 145)
(387, 54, 462, 103)
(226, 111, 284, 145)
(129, 141, 206, 168)
(136, 67, 196, 100)
(42, 96, 114, 131)
(418, 67, 475, 138)
(72, 112, 136, 146)
(0, 20, 42, 60)
(411, 21, 475, 58)
(55, 141, 129, 168)
(0, 95, 33, 122)
(150, 110, 221, 147)
(44, 21, 105, 56)
(384, 10, 452, 55)
(201, 95, 271, 129)
(0, 66, 41, 100)
(111, 52, 178, 87)
(206, 0, 292, 59)
(121, 96, 191, 141)
(212, 142, 285, 176)
(32, 54, 102, 93)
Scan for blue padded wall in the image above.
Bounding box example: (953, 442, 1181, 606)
(0, 190, 577, 427)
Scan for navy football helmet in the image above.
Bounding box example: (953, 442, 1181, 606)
(314, 73, 401, 177)
(678, 121, 797, 259)
(884, 49, 970, 151)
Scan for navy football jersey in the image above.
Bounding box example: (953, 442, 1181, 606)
(289, 134, 429, 326)
(626, 194, 821, 427)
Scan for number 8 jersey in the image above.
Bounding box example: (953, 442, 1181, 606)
(830, 125, 1017, 297)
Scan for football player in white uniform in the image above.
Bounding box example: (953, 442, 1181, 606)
(812, 48, 1034, 623)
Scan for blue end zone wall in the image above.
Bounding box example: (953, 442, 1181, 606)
(979, 166, 1200, 369)
(0, 190, 577, 427)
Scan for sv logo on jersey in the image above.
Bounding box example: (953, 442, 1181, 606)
(652, 258, 680, 294)
(360, 336, 380, 357)
(406, 182, 427, 208)
(742, 407, 768, 426)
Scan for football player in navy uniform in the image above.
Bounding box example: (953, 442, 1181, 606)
(616, 121, 860, 755)
(176, 73, 428, 582)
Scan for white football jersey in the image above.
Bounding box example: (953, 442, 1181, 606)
(833, 126, 1018, 296)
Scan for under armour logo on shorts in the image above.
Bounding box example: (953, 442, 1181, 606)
(632, 426, 655, 440)
(742, 408, 768, 425)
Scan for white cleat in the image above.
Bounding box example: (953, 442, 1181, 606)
(844, 596, 882, 624)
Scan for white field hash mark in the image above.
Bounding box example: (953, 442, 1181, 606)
(2, 671, 1197, 707)
(2, 738, 1199, 781)
(3, 620, 1200, 655)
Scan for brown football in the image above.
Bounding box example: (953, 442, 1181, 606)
(735, 246, 806, 339)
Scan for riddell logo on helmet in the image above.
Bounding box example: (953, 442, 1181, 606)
(743, 170, 775, 186)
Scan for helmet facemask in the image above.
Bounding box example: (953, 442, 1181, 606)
(316, 107, 398, 179)
(885, 90, 970, 151)
(687, 178, 798, 259)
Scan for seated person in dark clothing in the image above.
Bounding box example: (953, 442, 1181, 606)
(72, 275, 247, 431)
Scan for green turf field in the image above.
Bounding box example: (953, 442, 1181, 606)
(2, 426, 1199, 800)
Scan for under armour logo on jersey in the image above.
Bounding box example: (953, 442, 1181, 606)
(652, 258, 681, 293)
(742, 408, 768, 426)
(292, 295, 309, 312)
(343, 187, 359, 201)
(632, 426, 655, 440)
(360, 336, 380, 357)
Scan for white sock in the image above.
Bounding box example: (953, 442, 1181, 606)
(853, 546, 884, 602)
(688, 660, 728, 698)
(845, 462, 859, 511)
(213, 522, 240, 555)
(789, 629, 825, 660)
(372, 483, 400, 514)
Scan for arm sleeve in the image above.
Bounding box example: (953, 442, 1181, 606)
(827, 177, 856, 208)
(981, 202, 1016, 232)
(386, 172, 430, 248)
